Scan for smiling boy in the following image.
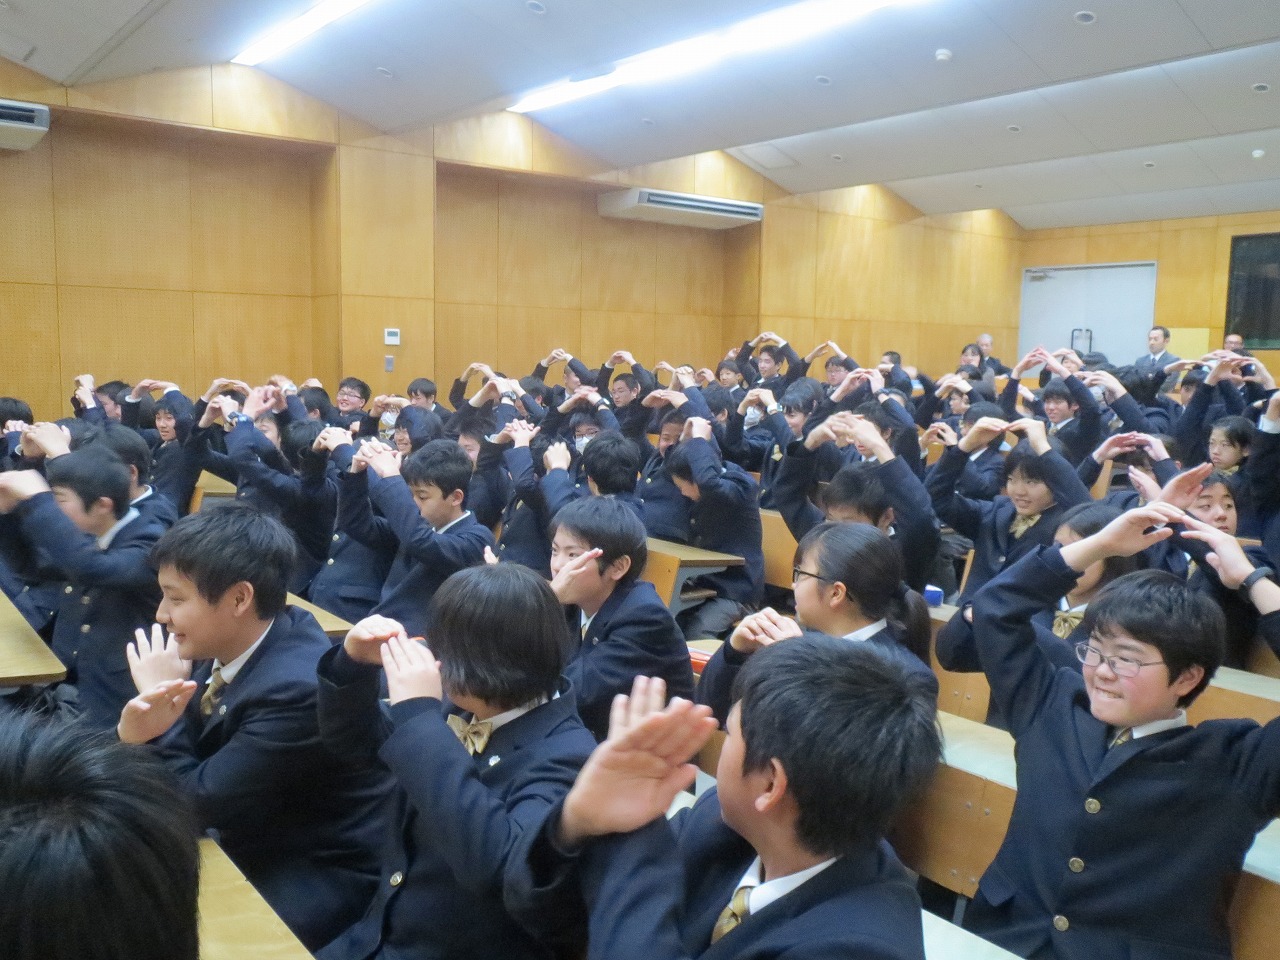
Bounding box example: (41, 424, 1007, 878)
(968, 503, 1280, 960)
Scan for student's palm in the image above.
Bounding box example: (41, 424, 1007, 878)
(118, 679, 198, 745)
(127, 624, 191, 693)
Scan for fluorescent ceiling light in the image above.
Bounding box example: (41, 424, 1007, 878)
(509, 0, 925, 113)
(232, 0, 383, 66)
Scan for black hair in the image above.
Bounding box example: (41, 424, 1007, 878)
(881, 351, 902, 366)
(961, 400, 1004, 428)
(338, 377, 371, 403)
(960, 342, 982, 359)
(0, 398, 34, 425)
(1084, 569, 1224, 706)
(664, 437, 718, 484)
(796, 521, 930, 663)
(1081, 352, 1111, 370)
(781, 379, 823, 414)
(47, 447, 131, 518)
(701, 384, 733, 418)
(86, 424, 152, 486)
(1210, 415, 1254, 453)
(402, 439, 473, 497)
(568, 410, 604, 436)
(1002, 442, 1054, 488)
(758, 344, 785, 365)
(852, 400, 896, 437)
(715, 360, 739, 379)
(1117, 365, 1159, 407)
(393, 406, 445, 452)
(1151, 325, 1171, 340)
(407, 377, 437, 399)
(824, 355, 849, 371)
(95, 380, 130, 404)
(282, 419, 326, 470)
(60, 417, 101, 450)
(955, 363, 984, 382)
(427, 564, 573, 709)
(519, 376, 549, 405)
(1040, 377, 1076, 406)
(549, 496, 647, 588)
(299, 386, 332, 418)
(152, 392, 188, 419)
(611, 372, 640, 392)
(821, 463, 891, 524)
(151, 502, 294, 618)
(659, 406, 692, 433)
(580, 431, 641, 495)
(1057, 503, 1138, 586)
(732, 634, 940, 856)
(0, 711, 200, 960)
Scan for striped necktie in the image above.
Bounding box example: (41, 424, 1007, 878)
(1110, 727, 1132, 749)
(710, 886, 752, 944)
(200, 665, 227, 718)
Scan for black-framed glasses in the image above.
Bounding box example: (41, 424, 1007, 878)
(792, 566, 836, 585)
(1074, 642, 1164, 679)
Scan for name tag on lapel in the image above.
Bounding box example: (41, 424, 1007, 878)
(488, 755, 501, 767)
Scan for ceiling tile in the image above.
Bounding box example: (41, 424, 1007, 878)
(1162, 41, 1280, 136)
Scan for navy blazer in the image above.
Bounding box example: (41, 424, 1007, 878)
(150, 608, 389, 950)
(968, 546, 1280, 960)
(697, 625, 937, 725)
(509, 787, 927, 960)
(638, 451, 693, 544)
(311, 445, 395, 624)
(680, 439, 764, 607)
(316, 646, 596, 960)
(927, 444, 1091, 600)
(999, 374, 1103, 466)
(14, 494, 164, 729)
(492, 445, 554, 576)
(563, 579, 695, 740)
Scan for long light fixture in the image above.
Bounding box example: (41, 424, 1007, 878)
(232, 0, 383, 66)
(509, 0, 924, 114)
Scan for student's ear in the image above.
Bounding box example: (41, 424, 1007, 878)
(446, 488, 465, 508)
(604, 555, 632, 583)
(877, 506, 895, 534)
(90, 496, 116, 519)
(826, 579, 848, 608)
(754, 758, 790, 814)
(587, 478, 601, 497)
(226, 581, 257, 617)
(1169, 664, 1205, 700)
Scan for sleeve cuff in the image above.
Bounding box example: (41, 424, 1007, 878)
(1258, 416, 1280, 435)
(390, 696, 442, 727)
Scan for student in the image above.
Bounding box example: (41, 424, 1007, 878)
(407, 376, 449, 415)
(0, 448, 165, 729)
(663, 417, 765, 639)
(509, 636, 942, 960)
(87, 423, 180, 530)
(315, 563, 597, 960)
(117, 505, 388, 950)
(1001, 347, 1102, 466)
(636, 407, 697, 544)
(347, 438, 495, 638)
(542, 430, 643, 518)
(1171, 356, 1249, 468)
(120, 379, 200, 512)
(699, 520, 938, 723)
(597, 350, 657, 441)
(334, 376, 373, 428)
(0, 710, 200, 960)
(966, 503, 1280, 960)
(927, 415, 1091, 600)
(1247, 392, 1280, 572)
(923, 400, 1006, 501)
(489, 419, 557, 576)
(734, 331, 806, 393)
(547, 497, 694, 740)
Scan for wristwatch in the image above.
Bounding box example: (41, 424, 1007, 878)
(1240, 567, 1275, 594)
(765, 403, 782, 415)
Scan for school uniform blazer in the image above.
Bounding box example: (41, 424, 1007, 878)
(185, 423, 285, 518)
(563, 580, 694, 740)
(968, 545, 1280, 960)
(681, 438, 765, 607)
(149, 608, 389, 950)
(131, 487, 179, 530)
(492, 446, 554, 577)
(508, 787, 927, 960)
(697, 625, 937, 725)
(927, 444, 1090, 600)
(14, 494, 164, 729)
(1246, 426, 1280, 571)
(466, 441, 514, 532)
(953, 444, 1005, 501)
(1172, 380, 1246, 468)
(999, 374, 1103, 466)
(638, 451, 693, 544)
(734, 340, 805, 391)
(366, 475, 496, 638)
(316, 646, 596, 960)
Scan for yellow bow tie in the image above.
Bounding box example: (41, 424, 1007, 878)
(1053, 609, 1085, 640)
(711, 885, 752, 944)
(1009, 513, 1041, 539)
(1220, 464, 1239, 476)
(446, 714, 494, 755)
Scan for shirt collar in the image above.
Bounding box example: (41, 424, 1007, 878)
(130, 486, 154, 505)
(735, 856, 839, 917)
(1131, 710, 1188, 740)
(843, 619, 888, 642)
(1058, 597, 1087, 614)
(435, 510, 471, 534)
(97, 507, 139, 550)
(483, 696, 549, 734)
(212, 619, 274, 685)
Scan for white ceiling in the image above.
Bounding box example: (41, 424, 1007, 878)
(4, 0, 1280, 228)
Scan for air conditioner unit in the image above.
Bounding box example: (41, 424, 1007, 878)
(598, 188, 763, 230)
(0, 99, 50, 151)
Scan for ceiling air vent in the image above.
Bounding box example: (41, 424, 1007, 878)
(0, 98, 50, 151)
(598, 188, 763, 230)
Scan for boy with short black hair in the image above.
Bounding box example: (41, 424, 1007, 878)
(117, 504, 388, 951)
(542, 430, 643, 518)
(509, 635, 942, 959)
(335, 377, 372, 425)
(967, 503, 1280, 960)
(547, 496, 693, 739)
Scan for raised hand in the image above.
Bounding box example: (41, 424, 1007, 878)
(127, 624, 192, 693)
(382, 635, 444, 705)
(117, 679, 199, 745)
(1179, 514, 1258, 589)
(343, 615, 407, 666)
(543, 441, 572, 473)
(549, 547, 604, 605)
(728, 607, 802, 654)
(924, 421, 958, 448)
(1154, 462, 1213, 511)
(1059, 503, 1183, 572)
(958, 416, 1009, 453)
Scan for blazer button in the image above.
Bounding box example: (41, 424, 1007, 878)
(65, 585, 74, 594)
(80, 624, 91, 634)
(389, 871, 404, 887)
(1053, 915, 1069, 932)
(333, 533, 340, 542)
(1068, 857, 1084, 873)
(1084, 798, 1101, 814)
(327, 558, 335, 565)
(82, 595, 92, 605)
(219, 705, 227, 716)
(996, 555, 1005, 565)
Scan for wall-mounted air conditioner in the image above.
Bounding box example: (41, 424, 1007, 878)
(0, 99, 50, 151)
(598, 188, 763, 230)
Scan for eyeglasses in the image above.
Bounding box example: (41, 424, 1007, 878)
(792, 566, 836, 585)
(336, 390, 364, 401)
(1074, 642, 1165, 679)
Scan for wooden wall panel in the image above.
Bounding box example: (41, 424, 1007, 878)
(192, 294, 312, 388)
(581, 215, 657, 313)
(310, 153, 341, 298)
(0, 137, 56, 286)
(760, 204, 818, 319)
(497, 179, 584, 310)
(339, 296, 435, 395)
(1155, 228, 1218, 330)
(190, 140, 314, 296)
(0, 59, 67, 106)
(210, 65, 337, 143)
(655, 229, 723, 315)
(435, 169, 499, 306)
(434, 113, 533, 171)
(0, 284, 62, 418)
(498, 305, 581, 379)
(68, 67, 214, 128)
(433, 303, 498, 389)
(58, 286, 196, 394)
(580, 312, 656, 370)
(52, 125, 192, 291)
(339, 147, 434, 299)
(311, 295, 341, 389)
(723, 223, 760, 317)
(654, 315, 723, 372)
(815, 212, 872, 322)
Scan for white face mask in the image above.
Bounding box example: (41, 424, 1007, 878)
(380, 412, 399, 431)
(574, 435, 592, 454)
(743, 407, 764, 429)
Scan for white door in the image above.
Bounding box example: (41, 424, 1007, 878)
(1019, 262, 1158, 366)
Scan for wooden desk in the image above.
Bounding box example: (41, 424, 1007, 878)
(893, 713, 1280, 960)
(189, 470, 238, 513)
(199, 839, 311, 960)
(0, 592, 65, 685)
(287, 593, 352, 640)
(759, 509, 797, 591)
(922, 911, 1020, 959)
(647, 538, 745, 617)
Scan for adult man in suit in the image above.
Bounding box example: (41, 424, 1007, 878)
(1134, 325, 1180, 391)
(508, 635, 942, 960)
(978, 333, 1012, 376)
(117, 505, 388, 951)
